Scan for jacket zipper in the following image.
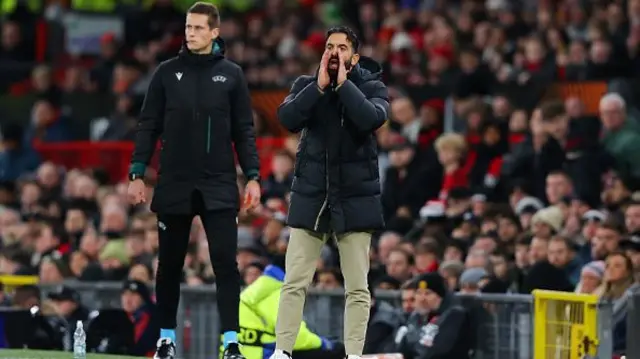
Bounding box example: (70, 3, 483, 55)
(206, 116, 212, 153)
(314, 151, 330, 231)
(313, 107, 344, 232)
(315, 108, 339, 231)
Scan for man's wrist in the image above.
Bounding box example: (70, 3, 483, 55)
(128, 162, 146, 181)
(335, 79, 348, 91)
(246, 172, 261, 184)
(129, 173, 144, 182)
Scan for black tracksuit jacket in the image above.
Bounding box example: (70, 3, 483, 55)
(130, 38, 259, 214)
(277, 57, 389, 234)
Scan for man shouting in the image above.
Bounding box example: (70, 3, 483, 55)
(271, 26, 389, 359)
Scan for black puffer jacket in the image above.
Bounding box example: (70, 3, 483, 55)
(277, 57, 389, 234)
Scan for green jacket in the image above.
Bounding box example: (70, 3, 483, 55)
(601, 120, 640, 181)
(219, 265, 332, 359)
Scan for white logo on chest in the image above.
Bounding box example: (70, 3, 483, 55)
(212, 75, 227, 82)
(175, 72, 182, 80)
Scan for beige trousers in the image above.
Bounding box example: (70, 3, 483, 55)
(275, 228, 372, 356)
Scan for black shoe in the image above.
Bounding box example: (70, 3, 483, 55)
(223, 343, 245, 359)
(154, 338, 176, 359)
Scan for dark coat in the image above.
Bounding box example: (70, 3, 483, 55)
(277, 57, 389, 234)
(130, 38, 259, 214)
(128, 304, 159, 357)
(501, 136, 565, 203)
(364, 300, 404, 354)
(415, 294, 471, 359)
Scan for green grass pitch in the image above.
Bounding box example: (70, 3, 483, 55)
(0, 349, 145, 358)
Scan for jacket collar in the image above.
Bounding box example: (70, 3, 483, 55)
(179, 37, 226, 66)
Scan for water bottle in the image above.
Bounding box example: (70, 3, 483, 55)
(73, 320, 86, 359)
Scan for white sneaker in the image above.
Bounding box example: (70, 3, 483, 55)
(268, 349, 291, 359)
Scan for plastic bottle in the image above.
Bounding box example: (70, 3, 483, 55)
(73, 320, 86, 359)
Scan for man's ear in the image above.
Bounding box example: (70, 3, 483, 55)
(351, 53, 360, 67)
(211, 27, 220, 39)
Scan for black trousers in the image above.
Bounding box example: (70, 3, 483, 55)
(155, 190, 240, 333)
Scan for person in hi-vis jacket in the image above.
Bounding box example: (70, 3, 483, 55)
(219, 264, 344, 359)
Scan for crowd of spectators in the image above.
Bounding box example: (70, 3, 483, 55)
(2, 0, 640, 357)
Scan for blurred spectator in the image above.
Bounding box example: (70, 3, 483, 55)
(575, 260, 605, 295)
(121, 279, 159, 357)
(600, 94, 640, 186)
(458, 267, 489, 294)
(47, 285, 90, 334)
(91, 95, 137, 141)
(0, 20, 33, 62)
(364, 284, 404, 355)
(602, 252, 640, 353)
(548, 235, 582, 286)
(12, 284, 41, 309)
(0, 123, 41, 181)
(24, 99, 73, 143)
(262, 150, 293, 201)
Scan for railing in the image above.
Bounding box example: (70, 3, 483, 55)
(627, 291, 640, 359)
(33, 281, 619, 359)
(32, 137, 286, 183)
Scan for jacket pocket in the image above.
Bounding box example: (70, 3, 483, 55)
(294, 128, 308, 176)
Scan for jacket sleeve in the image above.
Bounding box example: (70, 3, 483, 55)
(277, 76, 323, 133)
(230, 65, 260, 180)
(130, 64, 165, 176)
(336, 79, 389, 133)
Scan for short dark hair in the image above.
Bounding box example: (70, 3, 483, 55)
(601, 218, 625, 234)
(390, 247, 415, 266)
(540, 100, 566, 121)
(13, 285, 41, 306)
(326, 26, 360, 52)
(415, 241, 439, 256)
(547, 170, 572, 182)
(550, 235, 575, 251)
(626, 200, 640, 209)
(187, 2, 220, 29)
(315, 268, 344, 285)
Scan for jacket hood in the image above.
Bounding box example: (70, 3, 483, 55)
(179, 37, 226, 61)
(351, 56, 383, 82)
(239, 265, 285, 306)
